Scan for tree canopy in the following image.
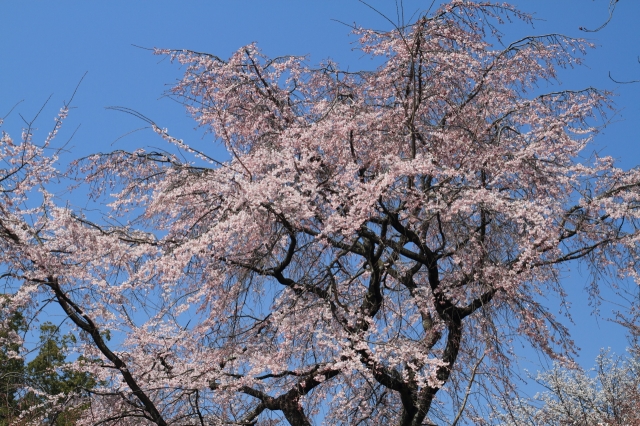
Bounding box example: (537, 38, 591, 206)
(1, 1, 640, 424)
(0, 306, 95, 425)
(498, 348, 640, 425)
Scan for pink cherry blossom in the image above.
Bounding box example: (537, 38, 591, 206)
(1, 2, 640, 425)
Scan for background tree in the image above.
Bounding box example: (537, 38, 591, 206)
(0, 299, 26, 424)
(0, 316, 95, 425)
(1, 1, 640, 425)
(497, 348, 640, 426)
(20, 323, 96, 426)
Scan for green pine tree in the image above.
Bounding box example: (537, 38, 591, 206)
(0, 307, 26, 425)
(1, 297, 96, 426)
(21, 323, 96, 425)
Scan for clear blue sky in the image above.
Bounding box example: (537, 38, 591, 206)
(2, 1, 639, 371)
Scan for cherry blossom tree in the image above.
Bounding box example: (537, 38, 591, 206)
(2, 1, 640, 425)
(496, 348, 640, 426)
